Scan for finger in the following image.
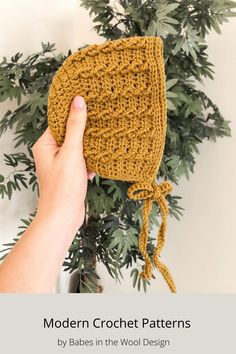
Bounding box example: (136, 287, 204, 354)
(32, 127, 59, 163)
(37, 127, 58, 147)
(63, 96, 87, 152)
(87, 171, 96, 181)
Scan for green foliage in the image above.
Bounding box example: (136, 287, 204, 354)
(0, 1, 235, 291)
(0, 152, 37, 199)
(0, 212, 36, 261)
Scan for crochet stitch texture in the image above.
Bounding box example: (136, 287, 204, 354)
(47, 36, 176, 292)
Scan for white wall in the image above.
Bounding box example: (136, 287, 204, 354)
(0, 0, 235, 293)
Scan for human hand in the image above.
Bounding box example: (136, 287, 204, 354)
(32, 96, 95, 232)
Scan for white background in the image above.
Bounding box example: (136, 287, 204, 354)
(0, 0, 235, 293)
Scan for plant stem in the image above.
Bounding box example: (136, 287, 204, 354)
(80, 209, 102, 293)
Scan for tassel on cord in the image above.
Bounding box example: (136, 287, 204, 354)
(127, 180, 176, 293)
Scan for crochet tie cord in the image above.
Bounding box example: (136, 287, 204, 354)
(47, 36, 176, 293)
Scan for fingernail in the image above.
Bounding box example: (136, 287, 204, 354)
(73, 96, 85, 111)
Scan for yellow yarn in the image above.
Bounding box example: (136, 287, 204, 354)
(127, 181, 176, 293)
(47, 36, 176, 292)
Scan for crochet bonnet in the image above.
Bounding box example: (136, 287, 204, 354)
(47, 36, 176, 292)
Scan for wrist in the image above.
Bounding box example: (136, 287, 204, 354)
(35, 202, 85, 236)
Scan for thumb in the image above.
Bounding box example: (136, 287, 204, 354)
(63, 96, 87, 151)
(32, 127, 59, 165)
